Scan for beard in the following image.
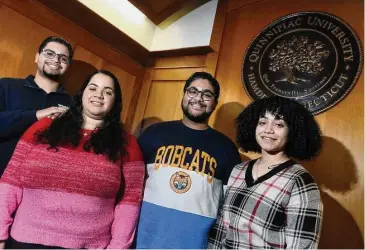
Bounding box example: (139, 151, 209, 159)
(181, 100, 213, 124)
(43, 71, 61, 81)
(42, 64, 62, 82)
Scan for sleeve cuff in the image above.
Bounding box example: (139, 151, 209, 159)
(21, 110, 37, 124)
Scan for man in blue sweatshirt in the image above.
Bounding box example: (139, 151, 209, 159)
(136, 72, 241, 249)
(0, 36, 73, 176)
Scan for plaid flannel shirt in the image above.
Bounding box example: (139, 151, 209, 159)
(208, 159, 323, 249)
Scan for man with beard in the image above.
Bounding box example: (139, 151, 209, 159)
(135, 71, 241, 249)
(0, 36, 73, 176)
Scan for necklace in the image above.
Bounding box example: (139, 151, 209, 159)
(254, 157, 288, 180)
(268, 163, 281, 169)
(82, 129, 95, 137)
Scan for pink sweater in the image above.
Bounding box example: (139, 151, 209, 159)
(0, 118, 145, 249)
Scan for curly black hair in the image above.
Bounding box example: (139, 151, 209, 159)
(184, 71, 220, 101)
(35, 70, 128, 162)
(236, 96, 322, 160)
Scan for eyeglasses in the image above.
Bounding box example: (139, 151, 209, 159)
(185, 87, 216, 101)
(41, 49, 70, 64)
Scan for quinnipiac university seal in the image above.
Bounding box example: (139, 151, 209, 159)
(242, 11, 362, 114)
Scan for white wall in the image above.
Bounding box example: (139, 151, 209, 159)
(77, 0, 218, 51)
(78, 0, 156, 50)
(150, 0, 218, 51)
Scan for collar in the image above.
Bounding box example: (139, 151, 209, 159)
(179, 119, 212, 133)
(24, 75, 67, 93)
(245, 158, 295, 187)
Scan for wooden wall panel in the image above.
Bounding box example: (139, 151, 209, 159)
(152, 68, 206, 81)
(131, 68, 154, 135)
(153, 55, 206, 68)
(0, 1, 145, 132)
(143, 80, 184, 123)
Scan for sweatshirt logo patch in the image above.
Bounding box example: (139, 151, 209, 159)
(170, 171, 192, 194)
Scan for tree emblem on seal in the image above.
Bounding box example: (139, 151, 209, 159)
(268, 35, 330, 84)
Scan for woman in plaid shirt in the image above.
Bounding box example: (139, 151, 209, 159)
(208, 96, 323, 249)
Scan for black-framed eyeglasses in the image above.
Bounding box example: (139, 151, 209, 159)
(41, 49, 70, 64)
(185, 87, 216, 101)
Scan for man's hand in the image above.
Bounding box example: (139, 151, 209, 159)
(36, 106, 69, 120)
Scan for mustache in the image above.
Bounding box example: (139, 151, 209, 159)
(188, 100, 206, 107)
(45, 61, 62, 69)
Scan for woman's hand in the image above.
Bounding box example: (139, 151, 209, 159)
(0, 240, 5, 249)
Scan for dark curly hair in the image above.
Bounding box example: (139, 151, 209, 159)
(35, 70, 128, 163)
(38, 36, 74, 61)
(184, 71, 220, 101)
(236, 96, 322, 160)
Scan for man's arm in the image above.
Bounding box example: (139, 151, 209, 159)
(0, 83, 67, 138)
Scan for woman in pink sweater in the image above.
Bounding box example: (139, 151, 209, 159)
(0, 70, 145, 249)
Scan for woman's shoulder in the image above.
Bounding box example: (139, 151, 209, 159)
(230, 161, 250, 175)
(287, 163, 320, 190)
(22, 117, 52, 142)
(288, 163, 315, 179)
(125, 132, 139, 147)
(286, 163, 322, 205)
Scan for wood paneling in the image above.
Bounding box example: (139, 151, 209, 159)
(131, 68, 154, 135)
(143, 80, 185, 121)
(153, 55, 207, 68)
(149, 46, 213, 57)
(0, 1, 145, 132)
(227, 0, 269, 13)
(124, 66, 147, 132)
(152, 68, 206, 81)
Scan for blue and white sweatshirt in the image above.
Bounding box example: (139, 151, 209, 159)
(136, 121, 241, 249)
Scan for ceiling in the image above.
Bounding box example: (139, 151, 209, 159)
(36, 0, 215, 65)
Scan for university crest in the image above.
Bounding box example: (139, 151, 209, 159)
(242, 11, 362, 114)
